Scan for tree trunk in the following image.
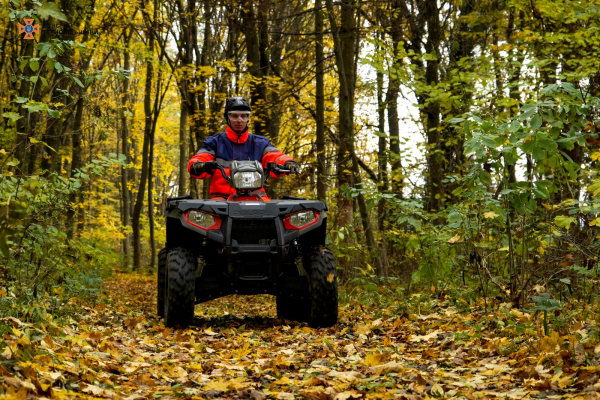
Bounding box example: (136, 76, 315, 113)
(325, 0, 354, 233)
(178, 100, 188, 196)
(120, 30, 132, 265)
(132, 3, 156, 270)
(315, 0, 326, 201)
(242, 0, 264, 135)
(257, 0, 270, 134)
(148, 119, 156, 270)
(376, 40, 389, 276)
(15, 39, 34, 174)
(387, 16, 402, 196)
(423, 0, 443, 212)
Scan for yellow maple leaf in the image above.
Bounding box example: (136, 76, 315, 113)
(365, 352, 387, 367)
(355, 324, 371, 335)
(204, 377, 248, 392)
(447, 234, 461, 243)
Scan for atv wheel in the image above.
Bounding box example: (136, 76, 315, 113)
(306, 246, 338, 328)
(164, 247, 196, 328)
(276, 295, 309, 322)
(157, 247, 167, 318)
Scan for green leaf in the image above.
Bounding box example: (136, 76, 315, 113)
(519, 110, 535, 121)
(22, 102, 47, 113)
(2, 112, 22, 121)
(520, 104, 537, 112)
(72, 76, 84, 88)
(48, 109, 59, 118)
(479, 170, 492, 185)
(36, 2, 68, 21)
(538, 137, 558, 152)
(372, 130, 387, 138)
(447, 212, 462, 227)
(533, 188, 549, 199)
(481, 136, 497, 148)
(532, 147, 545, 161)
(6, 158, 20, 167)
(447, 117, 465, 123)
(407, 218, 421, 230)
(554, 215, 576, 229)
(29, 60, 39, 72)
(530, 114, 542, 130)
(509, 120, 520, 132)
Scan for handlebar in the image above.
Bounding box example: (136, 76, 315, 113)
(204, 161, 298, 181)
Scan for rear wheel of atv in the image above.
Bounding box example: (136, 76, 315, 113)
(276, 295, 309, 322)
(157, 247, 167, 318)
(306, 246, 338, 328)
(164, 247, 196, 328)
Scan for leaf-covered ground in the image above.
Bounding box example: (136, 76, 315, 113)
(1, 274, 600, 399)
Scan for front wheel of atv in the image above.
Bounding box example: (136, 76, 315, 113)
(306, 246, 338, 328)
(157, 247, 167, 318)
(164, 247, 196, 328)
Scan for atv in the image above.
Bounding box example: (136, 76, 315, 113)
(157, 160, 338, 328)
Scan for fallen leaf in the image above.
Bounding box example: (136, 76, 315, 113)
(334, 390, 363, 400)
(328, 370, 364, 383)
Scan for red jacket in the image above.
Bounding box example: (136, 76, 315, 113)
(188, 126, 293, 198)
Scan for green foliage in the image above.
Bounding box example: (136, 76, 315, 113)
(530, 293, 562, 336)
(0, 156, 125, 307)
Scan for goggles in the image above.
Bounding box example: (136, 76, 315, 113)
(228, 111, 250, 120)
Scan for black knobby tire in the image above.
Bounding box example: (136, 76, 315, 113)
(157, 247, 167, 318)
(276, 295, 309, 322)
(306, 246, 338, 328)
(164, 247, 196, 328)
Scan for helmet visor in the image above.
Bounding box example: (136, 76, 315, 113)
(228, 111, 250, 120)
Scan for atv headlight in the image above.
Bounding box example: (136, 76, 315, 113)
(284, 209, 318, 230)
(233, 171, 262, 189)
(185, 210, 221, 230)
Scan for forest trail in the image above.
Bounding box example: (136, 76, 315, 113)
(1, 274, 599, 399)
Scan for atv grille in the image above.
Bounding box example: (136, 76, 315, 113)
(231, 220, 276, 244)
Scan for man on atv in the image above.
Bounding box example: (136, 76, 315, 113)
(188, 97, 299, 199)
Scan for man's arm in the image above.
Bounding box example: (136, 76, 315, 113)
(261, 141, 298, 177)
(188, 136, 217, 179)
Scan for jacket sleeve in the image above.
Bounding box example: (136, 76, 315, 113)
(261, 140, 293, 177)
(188, 136, 216, 179)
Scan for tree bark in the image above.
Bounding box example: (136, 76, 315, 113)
(423, 0, 443, 212)
(387, 9, 402, 196)
(315, 0, 326, 201)
(242, 0, 265, 136)
(120, 29, 132, 265)
(178, 99, 188, 196)
(325, 0, 354, 232)
(15, 39, 34, 174)
(132, 1, 156, 270)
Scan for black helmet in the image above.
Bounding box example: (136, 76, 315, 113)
(224, 97, 251, 120)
